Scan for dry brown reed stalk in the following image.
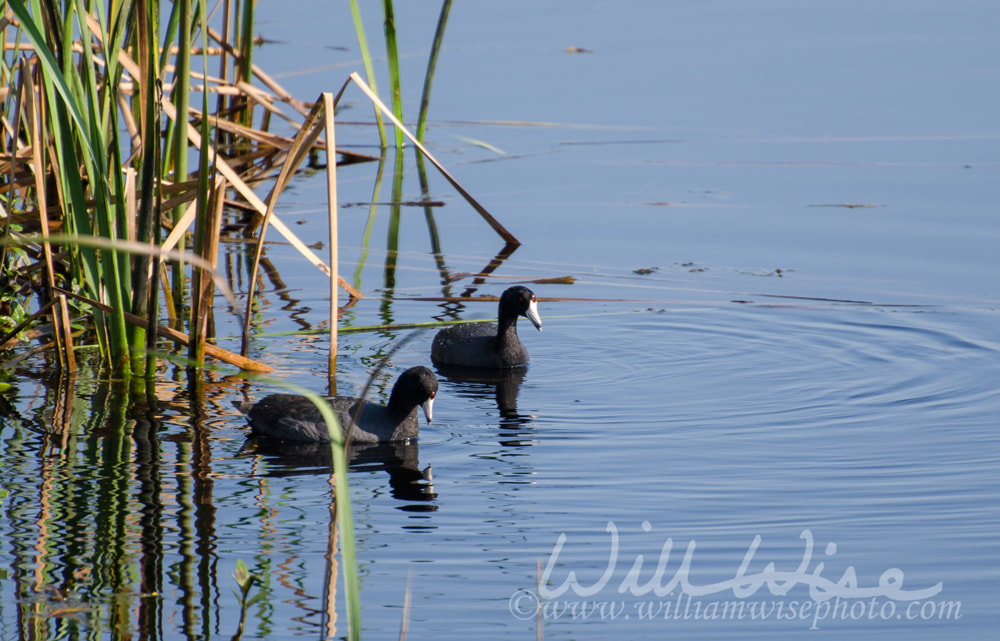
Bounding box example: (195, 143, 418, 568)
(51, 286, 273, 373)
(28, 24, 361, 369)
(20, 57, 74, 371)
(204, 25, 313, 118)
(344, 72, 520, 246)
(237, 92, 351, 358)
(145, 78, 361, 304)
(322, 92, 340, 375)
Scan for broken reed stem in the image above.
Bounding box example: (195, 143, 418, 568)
(239, 95, 329, 357)
(344, 72, 520, 247)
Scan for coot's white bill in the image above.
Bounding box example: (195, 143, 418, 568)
(422, 396, 434, 424)
(526, 297, 542, 331)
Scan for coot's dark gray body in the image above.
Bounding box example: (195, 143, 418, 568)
(235, 366, 437, 443)
(431, 286, 542, 369)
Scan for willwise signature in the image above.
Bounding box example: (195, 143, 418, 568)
(539, 522, 943, 602)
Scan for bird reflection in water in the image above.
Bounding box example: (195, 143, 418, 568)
(433, 364, 537, 447)
(241, 437, 437, 507)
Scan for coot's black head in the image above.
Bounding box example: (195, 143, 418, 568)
(499, 286, 542, 331)
(390, 366, 438, 423)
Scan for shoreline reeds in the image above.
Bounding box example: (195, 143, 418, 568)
(0, 3, 516, 639)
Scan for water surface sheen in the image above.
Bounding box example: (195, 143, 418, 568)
(348, 306, 995, 638)
(169, 303, 993, 639)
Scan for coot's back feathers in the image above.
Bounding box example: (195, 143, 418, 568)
(236, 366, 437, 443)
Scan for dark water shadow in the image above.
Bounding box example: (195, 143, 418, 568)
(434, 363, 537, 445)
(240, 437, 437, 506)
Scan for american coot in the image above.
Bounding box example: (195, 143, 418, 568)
(431, 286, 542, 368)
(235, 366, 437, 443)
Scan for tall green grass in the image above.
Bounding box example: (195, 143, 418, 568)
(1, 5, 520, 636)
(0, 0, 303, 375)
(348, 0, 453, 148)
(1, 2, 363, 637)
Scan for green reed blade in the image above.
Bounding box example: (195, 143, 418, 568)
(236, 0, 255, 129)
(416, 0, 452, 142)
(353, 156, 386, 291)
(381, 0, 404, 149)
(237, 0, 255, 84)
(170, 0, 193, 305)
(279, 383, 361, 641)
(189, 0, 214, 364)
(130, 0, 161, 358)
(11, 1, 129, 362)
(75, 0, 133, 365)
(347, 0, 386, 147)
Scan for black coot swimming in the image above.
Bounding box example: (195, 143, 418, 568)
(431, 286, 542, 368)
(235, 366, 437, 443)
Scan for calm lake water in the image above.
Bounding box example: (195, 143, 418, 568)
(2, 1, 998, 639)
